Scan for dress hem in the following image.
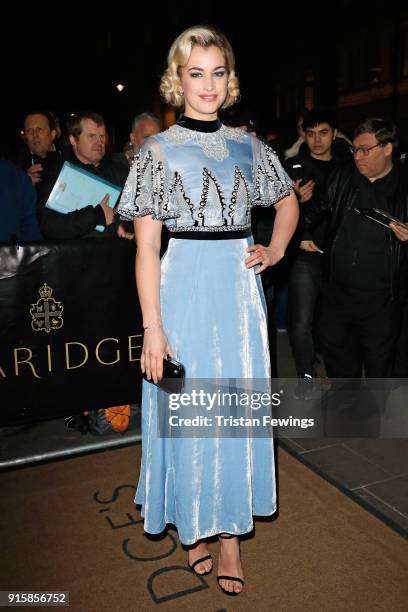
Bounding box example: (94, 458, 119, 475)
(134, 504, 278, 545)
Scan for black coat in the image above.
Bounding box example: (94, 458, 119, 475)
(303, 158, 408, 299)
(0, 160, 42, 243)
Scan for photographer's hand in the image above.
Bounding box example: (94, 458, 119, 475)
(300, 240, 322, 253)
(99, 194, 115, 226)
(390, 222, 408, 242)
(27, 163, 43, 186)
(117, 222, 134, 240)
(294, 178, 315, 203)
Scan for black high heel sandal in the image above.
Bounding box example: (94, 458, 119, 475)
(188, 553, 213, 576)
(217, 533, 245, 596)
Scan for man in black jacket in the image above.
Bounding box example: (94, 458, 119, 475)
(303, 118, 408, 381)
(285, 109, 349, 399)
(37, 111, 131, 239)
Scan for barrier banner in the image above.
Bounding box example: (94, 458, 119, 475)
(0, 239, 142, 426)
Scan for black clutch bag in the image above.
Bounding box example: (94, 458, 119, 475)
(143, 356, 185, 394)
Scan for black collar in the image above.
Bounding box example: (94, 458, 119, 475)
(177, 114, 222, 133)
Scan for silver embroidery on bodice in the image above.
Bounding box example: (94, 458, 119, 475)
(163, 124, 246, 161)
(117, 125, 293, 232)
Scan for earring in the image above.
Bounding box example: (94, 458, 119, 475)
(178, 88, 184, 96)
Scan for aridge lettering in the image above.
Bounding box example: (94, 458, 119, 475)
(0, 335, 142, 378)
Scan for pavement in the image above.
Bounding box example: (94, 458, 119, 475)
(276, 330, 408, 538)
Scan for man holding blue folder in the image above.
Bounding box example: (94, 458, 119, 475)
(37, 111, 131, 239)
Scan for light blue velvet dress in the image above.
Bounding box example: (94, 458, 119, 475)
(117, 120, 293, 544)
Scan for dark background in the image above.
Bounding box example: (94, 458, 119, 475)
(2, 1, 407, 156)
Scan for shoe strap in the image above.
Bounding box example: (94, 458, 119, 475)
(190, 554, 212, 570)
(217, 575, 244, 585)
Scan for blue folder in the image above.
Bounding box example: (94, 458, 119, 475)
(45, 161, 122, 232)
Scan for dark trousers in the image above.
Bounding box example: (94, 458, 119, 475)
(318, 282, 401, 379)
(288, 258, 322, 376)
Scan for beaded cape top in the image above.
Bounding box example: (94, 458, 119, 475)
(117, 116, 293, 233)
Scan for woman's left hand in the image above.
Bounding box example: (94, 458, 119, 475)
(245, 244, 284, 274)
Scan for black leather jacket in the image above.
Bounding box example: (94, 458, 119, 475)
(303, 158, 408, 300)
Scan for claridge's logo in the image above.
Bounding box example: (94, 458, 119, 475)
(30, 283, 64, 333)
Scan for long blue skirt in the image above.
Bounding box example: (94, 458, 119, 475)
(135, 236, 276, 544)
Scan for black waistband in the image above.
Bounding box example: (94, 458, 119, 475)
(170, 229, 252, 240)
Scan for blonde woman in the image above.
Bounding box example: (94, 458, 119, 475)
(117, 25, 298, 596)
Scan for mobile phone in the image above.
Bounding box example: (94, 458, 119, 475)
(299, 175, 313, 187)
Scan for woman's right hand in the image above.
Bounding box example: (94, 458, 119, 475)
(141, 327, 174, 384)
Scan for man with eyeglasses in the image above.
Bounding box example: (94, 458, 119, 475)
(302, 117, 408, 386)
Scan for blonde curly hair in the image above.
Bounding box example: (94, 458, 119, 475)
(160, 25, 240, 109)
